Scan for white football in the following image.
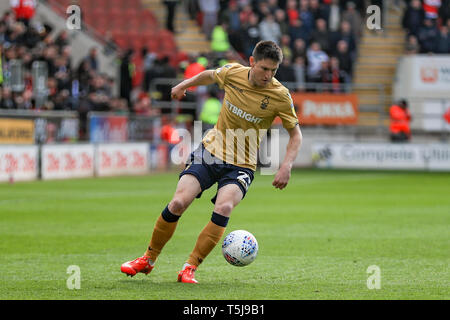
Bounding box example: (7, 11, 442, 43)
(222, 230, 258, 267)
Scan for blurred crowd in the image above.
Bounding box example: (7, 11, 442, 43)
(0, 6, 163, 138)
(0, 10, 132, 115)
(2, 0, 450, 123)
(403, 0, 450, 54)
(189, 0, 380, 91)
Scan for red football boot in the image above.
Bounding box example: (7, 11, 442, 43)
(177, 265, 198, 284)
(121, 256, 154, 277)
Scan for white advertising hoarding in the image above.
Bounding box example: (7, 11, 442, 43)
(41, 144, 95, 180)
(312, 143, 450, 171)
(421, 100, 450, 132)
(95, 143, 149, 177)
(0, 145, 38, 182)
(412, 56, 450, 92)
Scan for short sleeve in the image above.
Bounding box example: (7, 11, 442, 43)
(213, 63, 238, 89)
(278, 91, 299, 129)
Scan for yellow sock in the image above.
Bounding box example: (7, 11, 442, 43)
(144, 207, 180, 263)
(187, 220, 226, 267)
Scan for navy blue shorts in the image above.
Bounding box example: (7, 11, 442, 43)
(179, 144, 254, 204)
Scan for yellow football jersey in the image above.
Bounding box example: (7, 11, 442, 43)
(202, 63, 299, 171)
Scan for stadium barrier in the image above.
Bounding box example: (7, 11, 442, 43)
(0, 145, 39, 182)
(87, 112, 160, 143)
(0, 110, 79, 144)
(0, 142, 155, 182)
(41, 143, 95, 180)
(95, 143, 149, 177)
(3, 139, 450, 183)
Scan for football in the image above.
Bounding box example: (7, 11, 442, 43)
(222, 230, 258, 266)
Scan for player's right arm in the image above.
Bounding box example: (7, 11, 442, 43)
(171, 70, 216, 100)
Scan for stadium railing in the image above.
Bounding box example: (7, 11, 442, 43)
(0, 109, 79, 144)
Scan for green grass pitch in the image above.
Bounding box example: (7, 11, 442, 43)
(0, 169, 449, 300)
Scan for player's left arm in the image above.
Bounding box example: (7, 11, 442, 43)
(272, 124, 302, 190)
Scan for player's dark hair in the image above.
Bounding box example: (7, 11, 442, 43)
(252, 41, 283, 64)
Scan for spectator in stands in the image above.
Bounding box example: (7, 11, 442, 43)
(220, 0, 242, 54)
(119, 49, 135, 105)
(211, 20, 231, 56)
(239, 3, 254, 27)
(52, 89, 71, 111)
(309, 0, 328, 22)
(163, 0, 179, 33)
(286, 0, 299, 26)
(141, 47, 157, 92)
(335, 40, 353, 79)
(0, 22, 6, 44)
(259, 12, 282, 45)
(54, 56, 72, 91)
(199, 0, 220, 40)
(318, 59, 331, 84)
(6, 20, 27, 46)
(241, 12, 261, 59)
(221, 0, 241, 32)
(103, 31, 117, 56)
(54, 30, 69, 49)
(288, 18, 310, 48)
(390, 99, 412, 143)
(155, 55, 177, 103)
(329, 56, 349, 91)
(76, 59, 93, 94)
(327, 0, 342, 33)
(85, 47, 99, 72)
(266, 0, 281, 15)
(405, 34, 421, 54)
(199, 87, 222, 132)
(418, 18, 440, 53)
(160, 115, 181, 145)
(280, 34, 293, 62)
(342, 1, 363, 42)
(0, 86, 16, 109)
(435, 25, 450, 53)
(274, 8, 289, 35)
(292, 55, 306, 91)
(402, 0, 425, 37)
(276, 57, 296, 84)
(292, 37, 307, 61)
(330, 20, 357, 58)
(306, 41, 329, 83)
(183, 53, 206, 101)
(298, 0, 314, 34)
(255, 1, 271, 21)
(440, 0, 450, 24)
(311, 18, 331, 54)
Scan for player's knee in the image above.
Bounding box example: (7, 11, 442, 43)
(169, 197, 188, 215)
(214, 202, 234, 216)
